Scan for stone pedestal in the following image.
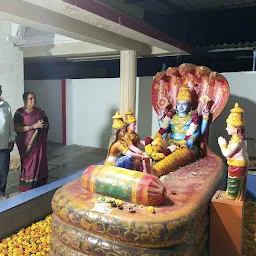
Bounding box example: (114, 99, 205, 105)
(120, 50, 137, 116)
(50, 153, 226, 255)
(210, 190, 244, 256)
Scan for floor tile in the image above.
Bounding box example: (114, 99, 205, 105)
(6, 171, 20, 185)
(49, 167, 79, 179)
(5, 142, 107, 199)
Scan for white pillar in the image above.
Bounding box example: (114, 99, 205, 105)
(120, 50, 137, 116)
(0, 21, 24, 113)
(0, 21, 24, 169)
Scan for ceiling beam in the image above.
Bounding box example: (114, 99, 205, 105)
(26, 0, 191, 54)
(21, 41, 118, 58)
(0, 0, 150, 53)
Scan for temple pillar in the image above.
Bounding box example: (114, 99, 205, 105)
(0, 21, 24, 170)
(120, 50, 137, 116)
(0, 21, 24, 112)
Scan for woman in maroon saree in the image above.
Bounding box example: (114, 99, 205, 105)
(14, 92, 49, 192)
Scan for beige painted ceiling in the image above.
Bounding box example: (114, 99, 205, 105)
(0, 0, 191, 60)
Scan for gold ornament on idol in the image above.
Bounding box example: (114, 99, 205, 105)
(112, 111, 125, 129)
(171, 113, 191, 133)
(176, 85, 192, 103)
(125, 109, 136, 124)
(226, 103, 244, 127)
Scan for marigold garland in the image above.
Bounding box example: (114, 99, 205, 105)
(0, 200, 255, 255)
(0, 215, 51, 256)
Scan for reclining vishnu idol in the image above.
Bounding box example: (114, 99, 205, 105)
(50, 63, 230, 256)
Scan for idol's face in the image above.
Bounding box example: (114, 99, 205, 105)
(119, 127, 126, 137)
(226, 124, 237, 136)
(177, 101, 190, 115)
(129, 122, 137, 132)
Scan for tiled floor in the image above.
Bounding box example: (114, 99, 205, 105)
(2, 142, 107, 201)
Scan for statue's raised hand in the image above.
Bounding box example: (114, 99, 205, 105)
(202, 107, 210, 118)
(218, 136, 227, 147)
(157, 109, 164, 120)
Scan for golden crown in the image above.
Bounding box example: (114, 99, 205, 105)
(176, 85, 192, 102)
(112, 111, 125, 129)
(226, 103, 244, 127)
(125, 109, 136, 124)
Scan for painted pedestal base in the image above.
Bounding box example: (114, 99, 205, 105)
(50, 152, 226, 256)
(210, 190, 244, 256)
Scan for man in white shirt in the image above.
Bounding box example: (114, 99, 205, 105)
(0, 85, 15, 199)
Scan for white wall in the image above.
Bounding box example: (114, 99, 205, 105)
(66, 77, 155, 149)
(66, 78, 120, 148)
(210, 72, 256, 157)
(24, 80, 62, 143)
(136, 77, 153, 139)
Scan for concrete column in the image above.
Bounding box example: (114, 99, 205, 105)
(120, 50, 137, 116)
(0, 21, 24, 113)
(0, 21, 24, 170)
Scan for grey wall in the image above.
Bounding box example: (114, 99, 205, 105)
(66, 77, 154, 148)
(209, 72, 256, 157)
(24, 80, 63, 143)
(136, 77, 153, 140)
(66, 78, 120, 149)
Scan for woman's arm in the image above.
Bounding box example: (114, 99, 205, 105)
(14, 123, 31, 133)
(14, 121, 44, 133)
(13, 111, 27, 133)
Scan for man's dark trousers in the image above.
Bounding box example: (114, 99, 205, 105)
(0, 149, 10, 195)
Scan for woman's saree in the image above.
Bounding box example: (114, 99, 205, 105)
(14, 107, 49, 192)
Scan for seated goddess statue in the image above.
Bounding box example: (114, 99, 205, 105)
(104, 111, 144, 170)
(123, 109, 145, 154)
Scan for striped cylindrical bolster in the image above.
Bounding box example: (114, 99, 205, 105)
(81, 165, 166, 206)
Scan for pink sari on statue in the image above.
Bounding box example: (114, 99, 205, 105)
(14, 107, 49, 192)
